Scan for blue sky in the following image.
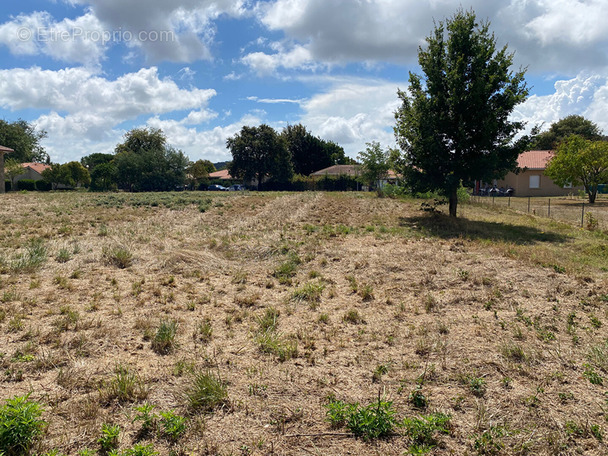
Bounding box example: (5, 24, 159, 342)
(1, 0, 607, 164)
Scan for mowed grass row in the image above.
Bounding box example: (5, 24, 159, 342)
(0, 191, 607, 455)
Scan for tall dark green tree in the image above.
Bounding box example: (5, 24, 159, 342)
(395, 9, 529, 217)
(0, 119, 49, 164)
(531, 115, 603, 150)
(227, 125, 293, 190)
(357, 142, 390, 190)
(114, 128, 188, 192)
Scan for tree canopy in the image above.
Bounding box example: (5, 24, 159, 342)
(394, 9, 529, 217)
(545, 135, 608, 204)
(114, 128, 189, 192)
(281, 124, 349, 175)
(357, 142, 390, 191)
(227, 125, 293, 190)
(532, 115, 603, 150)
(0, 119, 49, 164)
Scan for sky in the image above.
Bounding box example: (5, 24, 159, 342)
(0, 0, 607, 164)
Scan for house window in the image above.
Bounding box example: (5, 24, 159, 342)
(563, 182, 573, 188)
(529, 175, 540, 189)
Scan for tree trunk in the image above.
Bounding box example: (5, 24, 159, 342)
(448, 188, 458, 217)
(589, 187, 597, 204)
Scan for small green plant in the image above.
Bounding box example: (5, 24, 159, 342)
(102, 245, 133, 269)
(256, 331, 298, 362)
(151, 319, 178, 355)
(473, 425, 506, 455)
(402, 412, 451, 452)
(132, 403, 157, 436)
(343, 309, 364, 324)
(121, 444, 158, 456)
(372, 363, 390, 383)
(325, 394, 397, 440)
(318, 313, 330, 324)
(273, 254, 301, 285)
(469, 376, 486, 397)
(55, 248, 72, 263)
(158, 410, 187, 442)
(98, 423, 120, 453)
(77, 449, 97, 456)
(408, 387, 428, 410)
(0, 394, 46, 456)
(583, 364, 603, 385)
(256, 307, 280, 333)
(359, 284, 374, 301)
(184, 370, 228, 413)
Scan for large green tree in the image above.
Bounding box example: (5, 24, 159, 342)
(357, 142, 390, 191)
(227, 125, 293, 190)
(532, 115, 603, 150)
(395, 9, 529, 217)
(114, 128, 189, 192)
(0, 119, 49, 164)
(545, 135, 608, 204)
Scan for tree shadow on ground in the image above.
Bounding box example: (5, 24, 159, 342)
(399, 212, 569, 245)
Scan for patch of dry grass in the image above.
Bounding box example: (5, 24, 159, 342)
(0, 190, 607, 455)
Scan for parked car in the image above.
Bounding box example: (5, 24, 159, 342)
(228, 184, 245, 191)
(208, 184, 228, 191)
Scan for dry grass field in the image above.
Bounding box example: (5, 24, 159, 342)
(1, 191, 607, 455)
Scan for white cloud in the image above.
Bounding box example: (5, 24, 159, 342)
(299, 78, 404, 157)
(514, 71, 608, 134)
(0, 12, 106, 65)
(0, 66, 217, 160)
(242, 43, 317, 75)
(257, 0, 608, 73)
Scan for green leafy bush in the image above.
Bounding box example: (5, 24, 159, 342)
(0, 394, 46, 456)
(98, 423, 120, 452)
(324, 395, 397, 440)
(16, 180, 36, 191)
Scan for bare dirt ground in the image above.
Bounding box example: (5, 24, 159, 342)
(0, 191, 607, 455)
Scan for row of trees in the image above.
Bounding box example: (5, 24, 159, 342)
(227, 124, 352, 190)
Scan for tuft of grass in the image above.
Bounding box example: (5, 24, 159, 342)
(343, 309, 365, 325)
(256, 307, 280, 333)
(103, 364, 148, 404)
(184, 370, 228, 413)
(291, 282, 325, 304)
(501, 342, 529, 363)
(10, 239, 47, 273)
(193, 318, 213, 344)
(102, 244, 133, 269)
(151, 319, 178, 355)
(0, 394, 46, 456)
(256, 331, 298, 362)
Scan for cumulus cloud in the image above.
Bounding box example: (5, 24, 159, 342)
(513, 71, 608, 134)
(298, 78, 404, 157)
(0, 66, 217, 160)
(242, 43, 317, 75)
(0, 12, 106, 65)
(257, 0, 608, 73)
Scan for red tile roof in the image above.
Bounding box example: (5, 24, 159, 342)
(209, 169, 233, 180)
(517, 150, 555, 170)
(21, 162, 51, 175)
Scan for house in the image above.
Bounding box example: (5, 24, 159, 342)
(15, 162, 52, 183)
(493, 150, 582, 197)
(208, 169, 233, 181)
(310, 164, 400, 189)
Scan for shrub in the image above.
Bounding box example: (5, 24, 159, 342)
(11, 239, 47, 273)
(184, 371, 228, 413)
(16, 180, 36, 191)
(151, 319, 178, 355)
(0, 394, 46, 456)
(35, 180, 52, 192)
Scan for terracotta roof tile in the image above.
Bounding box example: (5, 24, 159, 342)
(517, 150, 555, 170)
(21, 162, 51, 175)
(209, 169, 233, 179)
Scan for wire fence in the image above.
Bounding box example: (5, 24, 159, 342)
(469, 195, 608, 230)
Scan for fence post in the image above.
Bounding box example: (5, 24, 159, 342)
(548, 198, 551, 218)
(581, 203, 585, 227)
(528, 196, 531, 213)
(492, 194, 495, 205)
